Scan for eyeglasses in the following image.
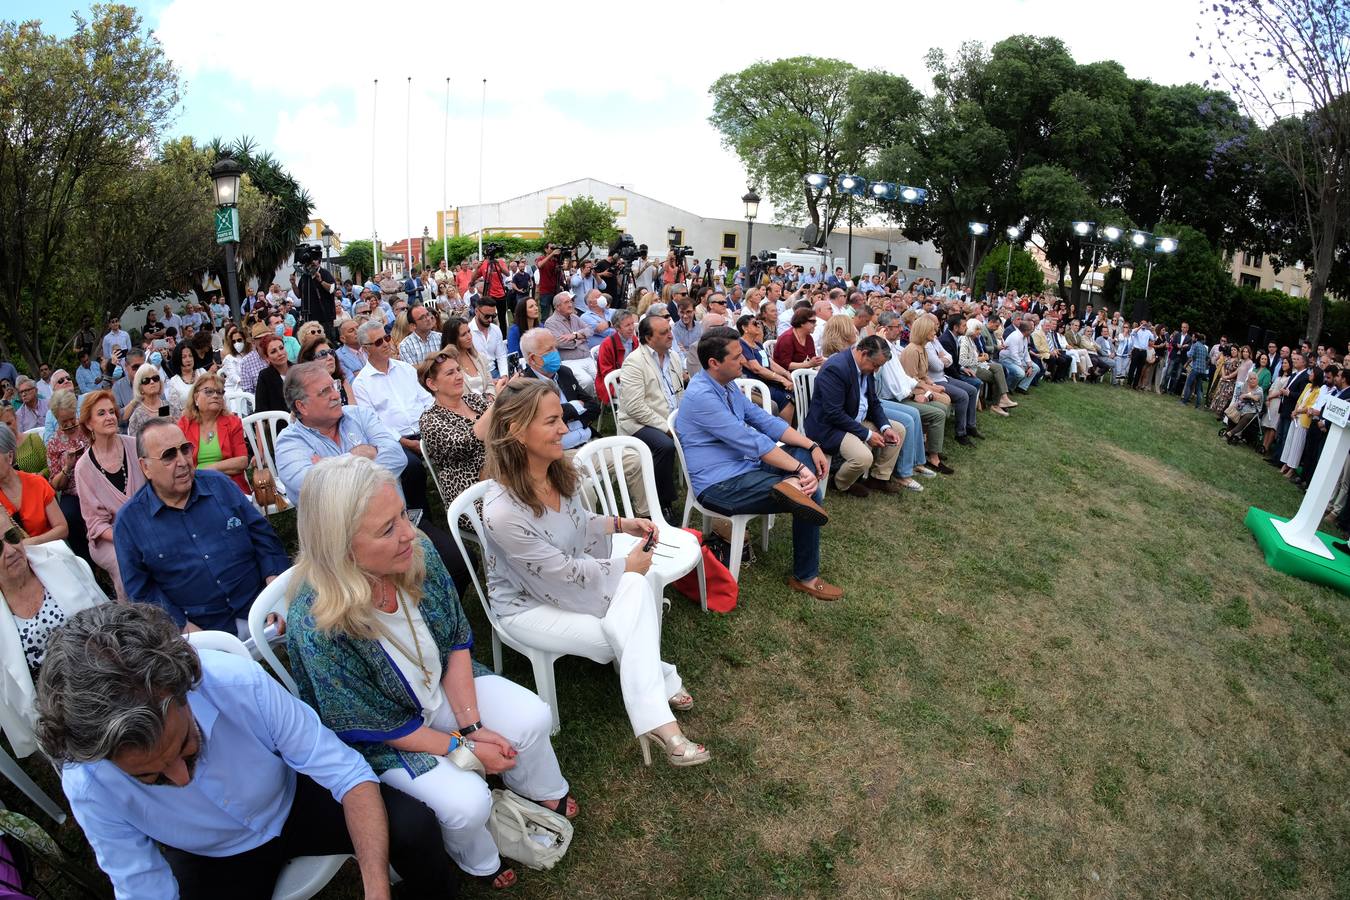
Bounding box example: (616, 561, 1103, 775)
(142, 375, 161, 384)
(361, 335, 389, 348)
(2, 525, 27, 546)
(154, 442, 194, 463)
(199, 388, 224, 398)
(314, 348, 334, 359)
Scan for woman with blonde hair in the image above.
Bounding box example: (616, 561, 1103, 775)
(481, 379, 709, 768)
(295, 320, 325, 349)
(903, 313, 976, 445)
(286, 454, 571, 891)
(219, 323, 250, 391)
(820, 314, 859, 357)
(389, 310, 413, 357)
(124, 363, 178, 436)
(177, 372, 250, 493)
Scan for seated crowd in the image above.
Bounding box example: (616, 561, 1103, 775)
(7, 264, 1341, 898)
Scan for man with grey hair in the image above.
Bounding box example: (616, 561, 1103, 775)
(37, 602, 456, 899)
(114, 418, 289, 636)
(543, 290, 599, 398)
(519, 327, 597, 452)
(14, 375, 47, 432)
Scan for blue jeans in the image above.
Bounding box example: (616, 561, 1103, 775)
(879, 400, 924, 477)
(697, 445, 822, 582)
(1181, 369, 1207, 407)
(1000, 360, 1030, 391)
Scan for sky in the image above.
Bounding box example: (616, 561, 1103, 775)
(12, 0, 1218, 245)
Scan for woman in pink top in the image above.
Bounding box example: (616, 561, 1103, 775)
(72, 390, 145, 601)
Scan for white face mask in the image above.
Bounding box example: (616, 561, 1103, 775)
(233, 341, 245, 353)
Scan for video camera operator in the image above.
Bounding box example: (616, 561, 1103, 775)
(593, 250, 623, 310)
(289, 244, 336, 337)
(475, 244, 510, 313)
(631, 244, 657, 296)
(535, 242, 567, 320)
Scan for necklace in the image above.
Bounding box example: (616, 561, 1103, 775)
(375, 581, 434, 690)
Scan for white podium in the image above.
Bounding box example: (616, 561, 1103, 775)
(1272, 395, 1350, 559)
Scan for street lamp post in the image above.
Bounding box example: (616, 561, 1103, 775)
(209, 156, 244, 323)
(741, 188, 760, 278)
(421, 225, 429, 270)
(1118, 259, 1134, 314)
(1004, 225, 1022, 291)
(321, 225, 333, 278)
(968, 222, 988, 289)
(838, 175, 865, 276)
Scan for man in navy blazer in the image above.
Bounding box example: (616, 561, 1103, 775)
(803, 336, 904, 498)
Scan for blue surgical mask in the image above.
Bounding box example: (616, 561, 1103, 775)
(540, 350, 563, 374)
(274, 324, 285, 337)
(112, 366, 124, 379)
(149, 352, 162, 366)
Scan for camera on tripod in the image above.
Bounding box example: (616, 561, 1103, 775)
(671, 245, 694, 262)
(483, 241, 506, 259)
(292, 243, 323, 278)
(610, 233, 643, 262)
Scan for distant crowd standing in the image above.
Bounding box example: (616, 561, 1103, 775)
(3, 247, 1343, 899)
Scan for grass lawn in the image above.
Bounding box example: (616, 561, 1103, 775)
(6, 382, 1350, 898)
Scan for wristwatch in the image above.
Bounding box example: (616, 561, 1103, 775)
(459, 720, 483, 736)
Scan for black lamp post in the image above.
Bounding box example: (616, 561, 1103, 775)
(741, 188, 760, 275)
(421, 225, 429, 270)
(967, 222, 988, 289)
(210, 156, 244, 323)
(321, 225, 333, 273)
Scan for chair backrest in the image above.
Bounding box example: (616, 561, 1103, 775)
(735, 378, 772, 412)
(667, 410, 697, 499)
(247, 567, 300, 695)
(421, 441, 448, 507)
(792, 367, 818, 432)
(575, 436, 664, 525)
(603, 370, 623, 417)
(186, 629, 252, 660)
(242, 411, 291, 493)
(224, 390, 255, 418)
(446, 480, 505, 633)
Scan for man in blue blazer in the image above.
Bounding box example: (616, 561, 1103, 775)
(803, 335, 904, 498)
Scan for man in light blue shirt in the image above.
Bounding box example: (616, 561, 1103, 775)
(579, 290, 615, 351)
(38, 603, 456, 900)
(673, 326, 841, 601)
(74, 350, 101, 394)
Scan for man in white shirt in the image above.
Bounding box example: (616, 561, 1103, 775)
(468, 297, 507, 376)
(1127, 320, 1155, 389)
(812, 299, 834, 349)
(352, 321, 433, 519)
(631, 251, 658, 295)
(999, 319, 1038, 392)
(100, 317, 131, 365)
(160, 303, 182, 336)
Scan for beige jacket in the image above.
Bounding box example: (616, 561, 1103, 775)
(617, 344, 685, 435)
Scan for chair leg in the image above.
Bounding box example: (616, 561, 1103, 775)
(759, 514, 771, 551)
(728, 520, 747, 582)
(696, 553, 708, 613)
(530, 652, 561, 735)
(681, 498, 693, 529)
(491, 632, 504, 674)
(0, 746, 66, 824)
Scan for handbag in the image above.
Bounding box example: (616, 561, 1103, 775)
(249, 465, 288, 511)
(672, 528, 739, 613)
(486, 789, 573, 871)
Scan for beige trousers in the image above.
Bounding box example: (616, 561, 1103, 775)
(834, 420, 904, 490)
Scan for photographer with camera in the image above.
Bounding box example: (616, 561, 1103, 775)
(631, 244, 657, 296)
(570, 258, 601, 300)
(474, 244, 510, 311)
(535, 243, 567, 320)
(289, 244, 337, 337)
(593, 250, 624, 310)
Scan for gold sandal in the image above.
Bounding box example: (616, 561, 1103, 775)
(638, 730, 711, 767)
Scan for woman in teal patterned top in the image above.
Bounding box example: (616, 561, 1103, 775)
(286, 455, 573, 890)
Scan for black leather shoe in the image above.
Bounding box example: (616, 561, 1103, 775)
(968, 427, 985, 439)
(956, 434, 974, 446)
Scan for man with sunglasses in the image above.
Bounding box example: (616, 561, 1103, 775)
(468, 298, 507, 378)
(114, 419, 290, 636)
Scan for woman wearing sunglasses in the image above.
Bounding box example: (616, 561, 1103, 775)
(73, 390, 145, 601)
(177, 373, 249, 494)
(298, 333, 355, 406)
(125, 364, 178, 437)
(0, 509, 107, 759)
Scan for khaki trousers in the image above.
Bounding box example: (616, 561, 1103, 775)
(834, 420, 904, 490)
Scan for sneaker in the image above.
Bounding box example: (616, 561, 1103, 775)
(914, 466, 938, 478)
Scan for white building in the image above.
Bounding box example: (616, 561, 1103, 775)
(449, 177, 943, 282)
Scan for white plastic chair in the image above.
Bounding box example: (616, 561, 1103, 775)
(603, 369, 623, 433)
(187, 625, 348, 900)
(792, 367, 817, 432)
(735, 378, 772, 412)
(448, 481, 610, 734)
(0, 745, 65, 824)
(224, 390, 255, 418)
(668, 412, 771, 582)
(241, 410, 291, 515)
(247, 568, 301, 697)
(575, 437, 706, 612)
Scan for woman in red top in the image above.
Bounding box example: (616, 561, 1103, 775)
(177, 372, 251, 493)
(0, 423, 67, 545)
(772, 306, 825, 372)
(595, 310, 638, 405)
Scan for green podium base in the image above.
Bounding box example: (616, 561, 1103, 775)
(1245, 507, 1350, 596)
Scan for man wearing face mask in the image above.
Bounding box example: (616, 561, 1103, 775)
(517, 327, 598, 454)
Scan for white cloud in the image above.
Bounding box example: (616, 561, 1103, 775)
(152, 0, 1215, 245)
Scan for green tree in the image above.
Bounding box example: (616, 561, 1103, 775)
(974, 245, 1045, 296)
(1122, 224, 1233, 332)
(424, 237, 545, 269)
(0, 4, 179, 368)
(541, 197, 618, 260)
(342, 240, 374, 282)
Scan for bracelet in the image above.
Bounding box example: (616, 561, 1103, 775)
(613, 515, 621, 534)
(445, 732, 462, 754)
(796, 464, 808, 478)
(459, 720, 483, 736)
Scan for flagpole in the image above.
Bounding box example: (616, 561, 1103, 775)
(405, 76, 412, 276)
(442, 77, 450, 266)
(477, 78, 486, 260)
(371, 78, 379, 282)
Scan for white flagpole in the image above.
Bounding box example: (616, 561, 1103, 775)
(371, 78, 379, 282)
(442, 77, 450, 266)
(405, 76, 412, 276)
(477, 78, 486, 260)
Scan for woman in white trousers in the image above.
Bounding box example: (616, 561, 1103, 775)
(481, 379, 710, 768)
(286, 456, 575, 890)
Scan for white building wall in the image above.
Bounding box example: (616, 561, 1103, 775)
(456, 178, 944, 283)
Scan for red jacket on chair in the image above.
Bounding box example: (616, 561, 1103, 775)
(177, 413, 251, 494)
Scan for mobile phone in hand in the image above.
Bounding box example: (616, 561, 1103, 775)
(641, 529, 658, 553)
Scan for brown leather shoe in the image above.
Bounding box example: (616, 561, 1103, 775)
(788, 576, 844, 601)
(843, 481, 871, 498)
(864, 476, 902, 495)
(771, 481, 829, 525)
